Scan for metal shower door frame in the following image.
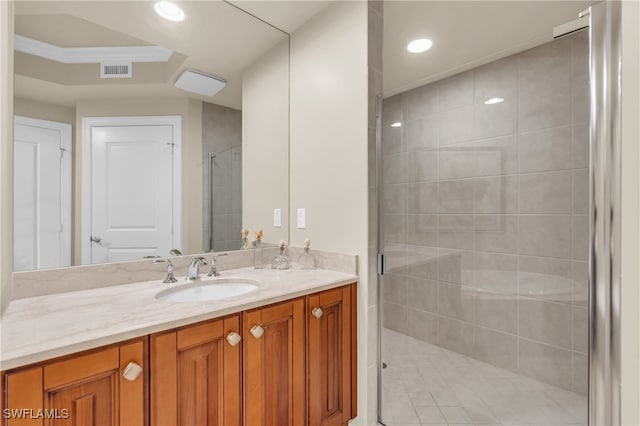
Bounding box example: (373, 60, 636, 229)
(375, 92, 386, 425)
(204, 152, 216, 252)
(588, 2, 622, 425)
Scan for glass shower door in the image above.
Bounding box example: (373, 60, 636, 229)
(378, 25, 590, 426)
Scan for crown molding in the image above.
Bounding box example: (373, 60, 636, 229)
(14, 34, 173, 64)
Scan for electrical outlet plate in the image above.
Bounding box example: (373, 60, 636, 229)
(274, 208, 281, 227)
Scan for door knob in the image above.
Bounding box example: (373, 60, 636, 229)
(90, 236, 103, 243)
(226, 332, 241, 346)
(312, 307, 323, 319)
(122, 362, 143, 381)
(250, 325, 264, 339)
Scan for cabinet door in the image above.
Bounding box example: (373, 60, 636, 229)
(2, 341, 146, 426)
(307, 285, 355, 426)
(244, 298, 305, 426)
(44, 347, 118, 426)
(119, 340, 147, 426)
(150, 315, 241, 426)
(3, 367, 43, 426)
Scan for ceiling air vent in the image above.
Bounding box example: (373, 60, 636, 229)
(100, 62, 132, 79)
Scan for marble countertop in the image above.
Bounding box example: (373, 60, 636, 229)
(0, 265, 358, 371)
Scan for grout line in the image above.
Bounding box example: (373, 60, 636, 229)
(381, 237, 587, 258)
(393, 168, 589, 187)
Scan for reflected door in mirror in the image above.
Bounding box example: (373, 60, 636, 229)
(13, 116, 72, 272)
(83, 116, 181, 264)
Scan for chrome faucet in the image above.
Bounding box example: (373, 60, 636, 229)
(152, 259, 178, 283)
(187, 257, 208, 280)
(207, 253, 228, 277)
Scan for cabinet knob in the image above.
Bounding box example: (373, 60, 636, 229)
(250, 325, 264, 339)
(122, 362, 143, 381)
(226, 331, 242, 346)
(312, 307, 323, 319)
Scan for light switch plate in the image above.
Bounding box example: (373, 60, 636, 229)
(297, 208, 306, 229)
(273, 208, 281, 227)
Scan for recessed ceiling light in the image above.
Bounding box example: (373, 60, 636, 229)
(484, 97, 504, 105)
(390, 122, 402, 128)
(154, 1, 185, 22)
(407, 38, 433, 54)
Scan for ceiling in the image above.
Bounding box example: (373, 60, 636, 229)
(384, 1, 594, 97)
(228, 0, 332, 34)
(13, 1, 327, 109)
(14, 1, 599, 107)
(15, 13, 152, 47)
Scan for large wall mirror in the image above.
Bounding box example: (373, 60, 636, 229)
(12, 1, 290, 272)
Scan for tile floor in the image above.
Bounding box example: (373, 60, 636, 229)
(380, 328, 587, 426)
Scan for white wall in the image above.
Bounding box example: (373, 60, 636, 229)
(14, 98, 75, 125)
(290, 1, 369, 254)
(74, 98, 203, 262)
(184, 99, 204, 255)
(621, 1, 640, 424)
(289, 2, 371, 423)
(242, 40, 290, 245)
(0, 1, 13, 314)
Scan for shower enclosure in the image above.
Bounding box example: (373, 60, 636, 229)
(378, 3, 621, 425)
(202, 102, 243, 252)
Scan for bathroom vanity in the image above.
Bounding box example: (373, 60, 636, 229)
(0, 263, 358, 426)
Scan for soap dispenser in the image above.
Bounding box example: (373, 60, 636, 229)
(298, 239, 318, 270)
(271, 240, 290, 270)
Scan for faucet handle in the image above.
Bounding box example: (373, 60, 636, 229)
(152, 259, 178, 283)
(211, 253, 228, 263)
(207, 253, 228, 277)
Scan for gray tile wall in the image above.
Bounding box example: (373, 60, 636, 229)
(381, 32, 588, 395)
(202, 102, 242, 252)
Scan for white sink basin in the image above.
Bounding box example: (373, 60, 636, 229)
(156, 278, 259, 302)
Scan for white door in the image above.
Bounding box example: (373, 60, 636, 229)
(13, 116, 72, 271)
(82, 117, 181, 264)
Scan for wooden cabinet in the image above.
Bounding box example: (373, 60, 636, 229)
(243, 298, 305, 426)
(2, 283, 357, 426)
(2, 339, 146, 426)
(149, 292, 350, 426)
(306, 285, 357, 426)
(150, 315, 241, 426)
